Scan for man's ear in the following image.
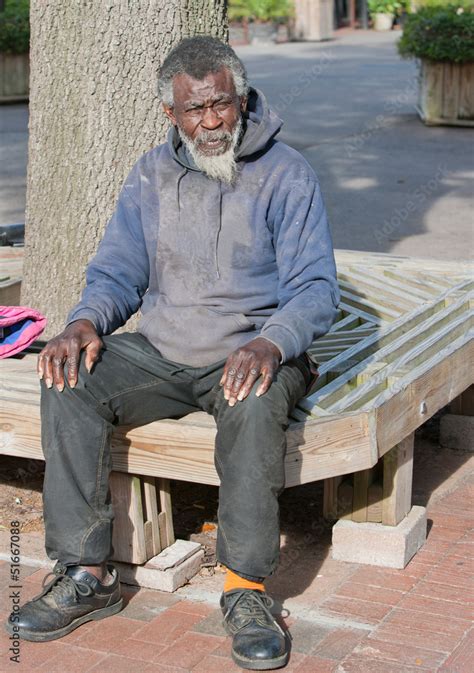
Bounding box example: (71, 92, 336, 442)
(240, 96, 248, 113)
(162, 103, 177, 126)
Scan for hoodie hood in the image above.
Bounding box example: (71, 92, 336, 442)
(168, 86, 283, 171)
(237, 86, 283, 159)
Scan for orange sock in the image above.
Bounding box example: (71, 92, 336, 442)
(223, 568, 265, 593)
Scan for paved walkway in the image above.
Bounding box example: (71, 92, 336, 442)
(237, 31, 474, 260)
(1, 31, 473, 259)
(1, 437, 472, 672)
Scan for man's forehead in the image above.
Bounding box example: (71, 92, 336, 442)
(172, 68, 236, 103)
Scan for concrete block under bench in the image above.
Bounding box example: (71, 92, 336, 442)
(115, 540, 204, 592)
(332, 505, 427, 569)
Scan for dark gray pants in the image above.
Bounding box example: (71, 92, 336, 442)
(41, 332, 313, 581)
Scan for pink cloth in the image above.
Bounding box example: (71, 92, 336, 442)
(0, 306, 47, 358)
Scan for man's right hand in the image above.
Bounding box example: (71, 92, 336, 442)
(37, 319, 103, 392)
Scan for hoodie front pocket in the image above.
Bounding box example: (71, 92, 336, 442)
(209, 310, 256, 333)
(234, 313, 256, 331)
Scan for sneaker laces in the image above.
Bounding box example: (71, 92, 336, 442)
(224, 590, 285, 637)
(30, 571, 93, 604)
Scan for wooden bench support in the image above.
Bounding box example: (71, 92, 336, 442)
(352, 467, 374, 523)
(337, 478, 354, 520)
(331, 430, 423, 569)
(382, 433, 414, 526)
(323, 476, 342, 520)
(366, 479, 384, 523)
(110, 472, 175, 564)
(332, 433, 414, 526)
(158, 477, 175, 549)
(441, 384, 474, 451)
(449, 384, 474, 416)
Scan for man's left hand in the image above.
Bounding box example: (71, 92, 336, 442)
(219, 337, 281, 407)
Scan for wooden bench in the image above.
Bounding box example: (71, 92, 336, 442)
(1, 249, 472, 566)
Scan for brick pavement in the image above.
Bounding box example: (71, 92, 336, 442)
(0, 470, 472, 672)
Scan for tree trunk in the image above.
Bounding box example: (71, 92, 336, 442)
(21, 0, 228, 337)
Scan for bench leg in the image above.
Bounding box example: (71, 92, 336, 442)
(324, 468, 383, 523)
(158, 477, 175, 548)
(110, 473, 148, 564)
(449, 384, 474, 416)
(333, 434, 414, 525)
(441, 385, 474, 451)
(331, 432, 427, 568)
(143, 476, 162, 558)
(110, 472, 175, 564)
(352, 467, 375, 523)
(323, 476, 342, 520)
(382, 433, 414, 525)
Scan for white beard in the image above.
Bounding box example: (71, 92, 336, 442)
(177, 116, 242, 186)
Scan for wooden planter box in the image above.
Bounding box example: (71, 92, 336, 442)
(417, 59, 474, 127)
(229, 21, 289, 46)
(249, 21, 278, 44)
(0, 52, 29, 103)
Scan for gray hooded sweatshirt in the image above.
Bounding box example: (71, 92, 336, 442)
(67, 88, 340, 367)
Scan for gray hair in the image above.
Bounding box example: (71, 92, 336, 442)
(158, 35, 249, 106)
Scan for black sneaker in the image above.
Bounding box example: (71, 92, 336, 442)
(4, 561, 123, 642)
(220, 588, 289, 670)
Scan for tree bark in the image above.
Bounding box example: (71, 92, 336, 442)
(22, 0, 228, 337)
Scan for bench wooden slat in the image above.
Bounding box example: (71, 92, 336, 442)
(298, 287, 471, 414)
(376, 339, 473, 456)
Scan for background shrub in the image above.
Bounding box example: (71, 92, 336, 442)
(0, 0, 30, 55)
(398, 3, 474, 63)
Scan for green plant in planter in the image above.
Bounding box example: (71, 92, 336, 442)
(0, 0, 30, 55)
(368, 0, 403, 15)
(411, 0, 472, 8)
(398, 3, 474, 63)
(228, 0, 292, 22)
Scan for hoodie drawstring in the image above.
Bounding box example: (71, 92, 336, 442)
(176, 167, 188, 218)
(214, 182, 223, 280)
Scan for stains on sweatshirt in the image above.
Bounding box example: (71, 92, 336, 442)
(67, 88, 340, 367)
